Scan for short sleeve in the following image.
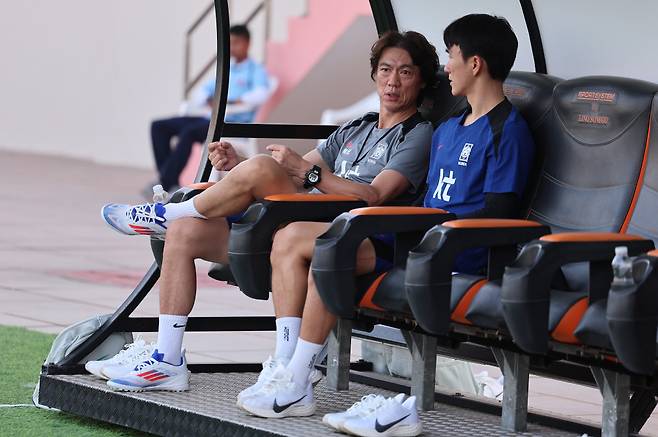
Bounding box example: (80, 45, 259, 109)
(483, 120, 535, 195)
(315, 125, 345, 170)
(315, 119, 359, 168)
(382, 122, 433, 191)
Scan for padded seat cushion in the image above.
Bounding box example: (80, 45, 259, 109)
(574, 299, 612, 349)
(549, 290, 588, 344)
(449, 274, 486, 324)
(465, 280, 505, 329)
(368, 268, 410, 314)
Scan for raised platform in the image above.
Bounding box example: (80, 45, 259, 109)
(39, 372, 581, 436)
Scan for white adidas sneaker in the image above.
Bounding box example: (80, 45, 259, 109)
(106, 349, 190, 392)
(322, 393, 405, 432)
(342, 395, 422, 437)
(84, 339, 155, 380)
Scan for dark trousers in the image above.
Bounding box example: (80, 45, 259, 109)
(151, 116, 210, 190)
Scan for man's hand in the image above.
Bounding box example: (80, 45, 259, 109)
(208, 141, 240, 171)
(267, 144, 312, 185)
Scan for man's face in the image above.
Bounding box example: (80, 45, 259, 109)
(375, 47, 424, 115)
(444, 45, 474, 96)
(230, 34, 249, 61)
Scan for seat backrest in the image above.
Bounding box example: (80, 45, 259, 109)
(626, 93, 658, 244)
(526, 76, 658, 233)
(503, 71, 563, 213)
(418, 69, 468, 127)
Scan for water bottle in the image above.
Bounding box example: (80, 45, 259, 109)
(152, 184, 169, 204)
(611, 246, 634, 286)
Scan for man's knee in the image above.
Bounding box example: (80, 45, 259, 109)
(271, 222, 307, 264)
(165, 218, 224, 258)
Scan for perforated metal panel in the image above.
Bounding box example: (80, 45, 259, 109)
(39, 372, 580, 436)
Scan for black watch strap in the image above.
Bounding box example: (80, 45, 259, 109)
(303, 165, 322, 189)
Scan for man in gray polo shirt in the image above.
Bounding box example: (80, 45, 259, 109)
(98, 30, 439, 393)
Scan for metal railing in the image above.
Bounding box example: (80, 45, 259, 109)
(183, 0, 272, 99)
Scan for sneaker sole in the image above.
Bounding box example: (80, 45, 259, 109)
(242, 401, 316, 419)
(107, 374, 190, 392)
(343, 422, 422, 437)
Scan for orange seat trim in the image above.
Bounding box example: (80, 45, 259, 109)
(621, 114, 652, 232)
(540, 232, 646, 243)
(450, 279, 488, 325)
(443, 219, 543, 229)
(186, 182, 216, 190)
(265, 193, 361, 202)
(358, 273, 387, 311)
(350, 206, 447, 216)
(551, 297, 589, 344)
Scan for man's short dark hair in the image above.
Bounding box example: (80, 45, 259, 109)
(229, 24, 250, 40)
(443, 14, 518, 81)
(369, 31, 439, 104)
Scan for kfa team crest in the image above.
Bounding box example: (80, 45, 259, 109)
(370, 142, 388, 160)
(458, 143, 474, 166)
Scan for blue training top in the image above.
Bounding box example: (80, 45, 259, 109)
(424, 98, 535, 273)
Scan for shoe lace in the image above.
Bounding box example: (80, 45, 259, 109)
(257, 356, 278, 382)
(346, 394, 385, 414)
(363, 397, 399, 418)
(127, 203, 164, 225)
(260, 367, 294, 393)
(114, 339, 154, 364)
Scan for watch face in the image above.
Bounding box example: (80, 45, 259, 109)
(308, 173, 319, 183)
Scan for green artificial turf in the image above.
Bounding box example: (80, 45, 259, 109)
(0, 325, 146, 436)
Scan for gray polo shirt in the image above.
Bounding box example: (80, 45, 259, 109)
(316, 112, 432, 195)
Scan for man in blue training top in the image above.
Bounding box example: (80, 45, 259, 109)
(149, 24, 269, 193)
(237, 14, 535, 421)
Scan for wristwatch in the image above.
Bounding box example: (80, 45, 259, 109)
(303, 165, 322, 189)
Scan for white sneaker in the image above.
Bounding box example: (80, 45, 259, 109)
(106, 349, 189, 392)
(84, 339, 155, 380)
(323, 393, 405, 432)
(237, 357, 324, 408)
(237, 356, 285, 407)
(240, 365, 316, 418)
(342, 395, 422, 437)
(101, 202, 168, 237)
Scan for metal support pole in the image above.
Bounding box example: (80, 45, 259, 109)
(493, 347, 529, 432)
(591, 367, 630, 437)
(409, 331, 437, 411)
(327, 318, 352, 390)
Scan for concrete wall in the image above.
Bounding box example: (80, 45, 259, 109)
(0, 1, 216, 169)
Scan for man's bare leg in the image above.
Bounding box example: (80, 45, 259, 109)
(270, 222, 331, 362)
(286, 239, 377, 387)
(155, 216, 231, 363)
(193, 155, 298, 218)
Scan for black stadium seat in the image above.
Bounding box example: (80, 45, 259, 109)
(501, 76, 658, 355)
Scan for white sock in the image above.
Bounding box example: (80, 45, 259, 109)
(286, 338, 323, 387)
(274, 317, 301, 362)
(161, 199, 206, 221)
(156, 314, 188, 364)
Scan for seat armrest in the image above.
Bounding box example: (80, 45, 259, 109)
(228, 194, 367, 300)
(607, 251, 658, 375)
(404, 218, 550, 334)
(501, 232, 654, 355)
(311, 207, 454, 318)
